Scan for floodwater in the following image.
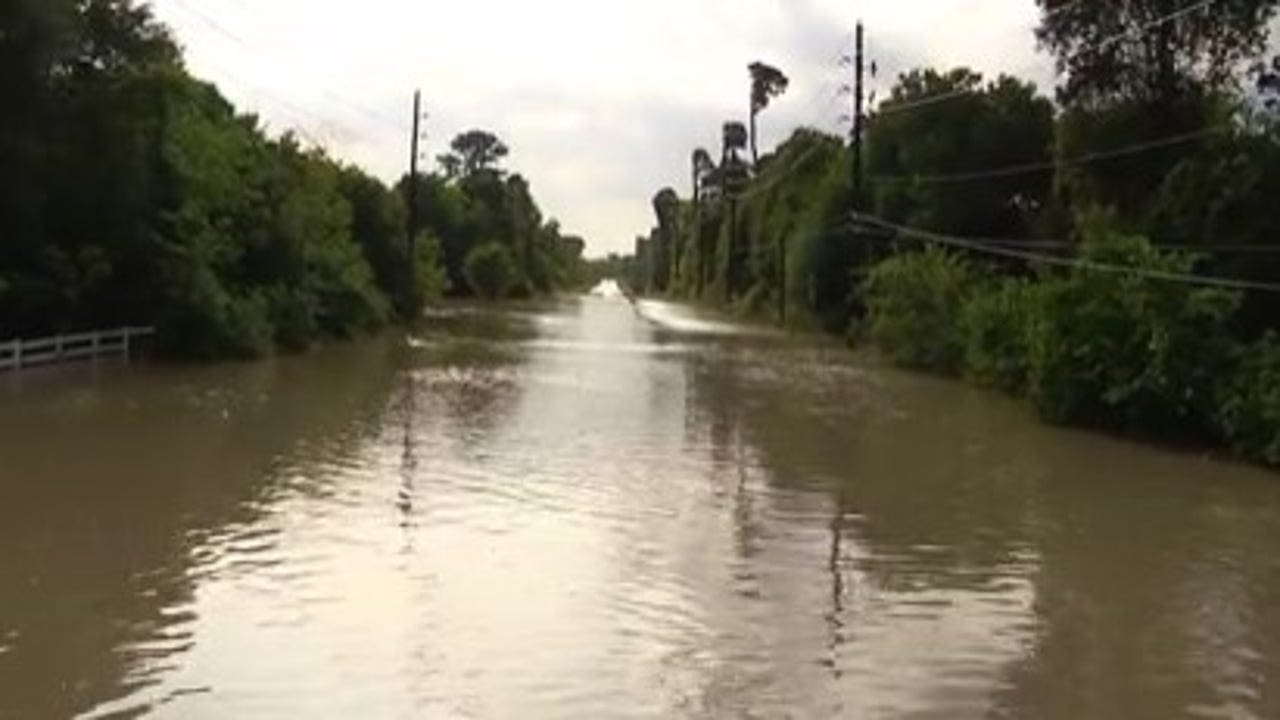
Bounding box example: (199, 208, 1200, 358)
(2, 289, 1279, 719)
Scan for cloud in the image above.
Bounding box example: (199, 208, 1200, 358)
(150, 0, 1061, 255)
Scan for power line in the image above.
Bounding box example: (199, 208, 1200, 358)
(858, 232, 1280, 254)
(736, 142, 834, 200)
(1096, 0, 1214, 53)
(165, 0, 408, 134)
(851, 212, 1280, 293)
(876, 0, 1214, 117)
(186, 54, 342, 147)
(870, 125, 1229, 185)
(949, 239, 1280, 253)
(1042, 0, 1089, 19)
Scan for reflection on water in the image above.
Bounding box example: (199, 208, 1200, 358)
(1, 297, 1279, 718)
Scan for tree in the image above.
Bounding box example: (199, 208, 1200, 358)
(868, 69, 1055, 238)
(0, 0, 582, 359)
(1036, 2, 1279, 229)
(690, 148, 715, 295)
(1036, 0, 1279, 108)
(436, 153, 461, 180)
(690, 148, 713, 207)
(439, 129, 509, 178)
(650, 188, 680, 291)
(748, 61, 789, 166)
(720, 122, 751, 299)
(721, 121, 748, 166)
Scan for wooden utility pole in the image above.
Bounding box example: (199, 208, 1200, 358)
(406, 90, 422, 293)
(851, 22, 865, 208)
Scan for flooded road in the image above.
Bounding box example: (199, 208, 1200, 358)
(2, 293, 1280, 719)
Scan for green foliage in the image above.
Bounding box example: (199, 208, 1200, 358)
(1055, 99, 1224, 227)
(463, 243, 519, 300)
(1216, 333, 1280, 464)
(155, 252, 272, 360)
(411, 233, 450, 307)
(1023, 218, 1240, 438)
(0, 1, 580, 359)
(863, 248, 978, 373)
(438, 129, 509, 178)
(1035, 0, 1278, 107)
(410, 139, 587, 300)
(868, 69, 1055, 238)
(963, 279, 1035, 393)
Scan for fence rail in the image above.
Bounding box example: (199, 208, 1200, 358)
(0, 327, 155, 372)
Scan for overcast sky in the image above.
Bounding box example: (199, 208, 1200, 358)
(145, 1, 1074, 255)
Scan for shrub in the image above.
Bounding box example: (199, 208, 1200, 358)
(156, 254, 273, 360)
(963, 278, 1035, 393)
(463, 243, 519, 300)
(1215, 333, 1280, 465)
(863, 247, 977, 373)
(267, 286, 320, 352)
(409, 232, 450, 311)
(1023, 220, 1239, 439)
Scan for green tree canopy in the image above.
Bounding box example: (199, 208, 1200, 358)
(869, 68, 1055, 238)
(1036, 0, 1279, 108)
(440, 129, 509, 178)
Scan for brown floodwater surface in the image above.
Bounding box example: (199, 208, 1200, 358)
(2, 294, 1279, 718)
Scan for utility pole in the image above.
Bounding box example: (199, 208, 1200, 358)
(851, 21, 865, 209)
(406, 90, 422, 298)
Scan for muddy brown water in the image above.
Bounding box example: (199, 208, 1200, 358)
(2, 294, 1278, 718)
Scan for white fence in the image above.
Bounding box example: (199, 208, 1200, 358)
(0, 327, 155, 372)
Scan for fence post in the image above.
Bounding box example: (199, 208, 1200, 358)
(123, 328, 131, 361)
(55, 334, 63, 361)
(91, 331, 100, 360)
(14, 338, 21, 370)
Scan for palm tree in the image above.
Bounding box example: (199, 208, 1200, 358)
(748, 62, 789, 167)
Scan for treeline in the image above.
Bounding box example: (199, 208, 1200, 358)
(632, 0, 1280, 464)
(0, 0, 586, 359)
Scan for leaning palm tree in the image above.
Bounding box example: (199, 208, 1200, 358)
(722, 121, 748, 167)
(748, 61, 789, 167)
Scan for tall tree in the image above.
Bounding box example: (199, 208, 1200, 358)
(720, 122, 751, 299)
(651, 187, 680, 291)
(690, 148, 716, 296)
(1036, 0, 1279, 108)
(439, 129, 509, 177)
(748, 61, 789, 166)
(1037, 1, 1278, 226)
(722, 121, 748, 167)
(869, 68, 1055, 238)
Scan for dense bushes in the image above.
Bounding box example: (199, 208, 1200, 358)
(863, 247, 976, 373)
(962, 279, 1034, 393)
(1216, 335, 1280, 463)
(859, 221, 1280, 460)
(1021, 227, 1239, 438)
(464, 243, 519, 299)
